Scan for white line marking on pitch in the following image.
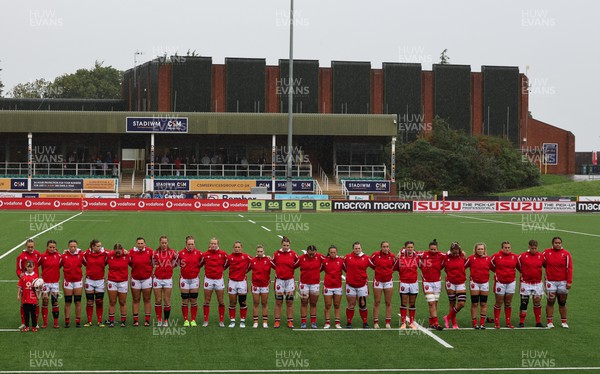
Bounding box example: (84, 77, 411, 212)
(0, 280, 18, 283)
(238, 214, 244, 218)
(449, 214, 600, 238)
(277, 235, 283, 239)
(248, 220, 256, 224)
(3, 367, 599, 373)
(403, 317, 453, 349)
(261, 226, 271, 232)
(0, 211, 83, 261)
(0, 329, 20, 332)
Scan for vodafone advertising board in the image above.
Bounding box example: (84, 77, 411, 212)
(412, 201, 576, 213)
(0, 198, 247, 212)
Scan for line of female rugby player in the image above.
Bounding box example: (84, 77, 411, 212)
(16, 235, 572, 332)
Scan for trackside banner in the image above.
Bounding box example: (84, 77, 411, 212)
(412, 201, 576, 213)
(576, 202, 600, 213)
(0, 198, 247, 211)
(332, 200, 412, 212)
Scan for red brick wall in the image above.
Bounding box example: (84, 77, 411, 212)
(371, 69, 383, 114)
(157, 64, 171, 112)
(211, 65, 226, 112)
(422, 71, 434, 132)
(527, 118, 575, 174)
(319, 68, 332, 113)
(265, 66, 280, 113)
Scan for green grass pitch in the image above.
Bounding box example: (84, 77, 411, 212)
(0, 210, 598, 373)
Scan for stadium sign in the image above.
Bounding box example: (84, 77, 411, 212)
(316, 200, 332, 212)
(543, 143, 558, 165)
(282, 200, 300, 212)
(332, 200, 412, 212)
(126, 117, 188, 133)
(576, 202, 600, 213)
(153, 179, 190, 191)
(498, 196, 572, 202)
(413, 201, 464, 212)
(343, 180, 390, 193)
(256, 180, 315, 192)
(207, 193, 272, 200)
(247, 200, 266, 212)
(299, 200, 316, 211)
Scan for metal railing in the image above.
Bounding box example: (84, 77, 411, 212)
(315, 180, 322, 195)
(334, 164, 386, 184)
(146, 163, 312, 178)
(1, 162, 120, 177)
(318, 165, 329, 191)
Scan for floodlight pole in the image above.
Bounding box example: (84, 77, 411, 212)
(286, 0, 294, 194)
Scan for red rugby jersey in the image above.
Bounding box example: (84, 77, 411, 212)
(490, 251, 518, 284)
(227, 252, 253, 282)
(369, 250, 396, 283)
(465, 254, 491, 284)
(128, 246, 154, 280)
(443, 254, 467, 285)
(106, 251, 129, 283)
(517, 250, 544, 283)
(200, 249, 228, 279)
(18, 273, 39, 304)
(272, 249, 299, 280)
(543, 248, 573, 283)
(178, 248, 202, 279)
(298, 253, 324, 284)
(322, 256, 344, 289)
(153, 248, 178, 279)
(38, 250, 61, 283)
(419, 251, 445, 282)
(60, 251, 84, 282)
(394, 254, 420, 283)
(250, 256, 274, 288)
(83, 249, 108, 281)
(343, 252, 370, 288)
(16, 250, 41, 278)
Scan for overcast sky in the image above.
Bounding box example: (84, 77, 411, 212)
(1, 0, 598, 151)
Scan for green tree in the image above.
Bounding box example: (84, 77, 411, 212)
(396, 117, 540, 195)
(9, 78, 54, 98)
(440, 49, 450, 64)
(52, 61, 122, 99)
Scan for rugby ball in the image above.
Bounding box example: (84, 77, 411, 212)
(32, 278, 45, 291)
